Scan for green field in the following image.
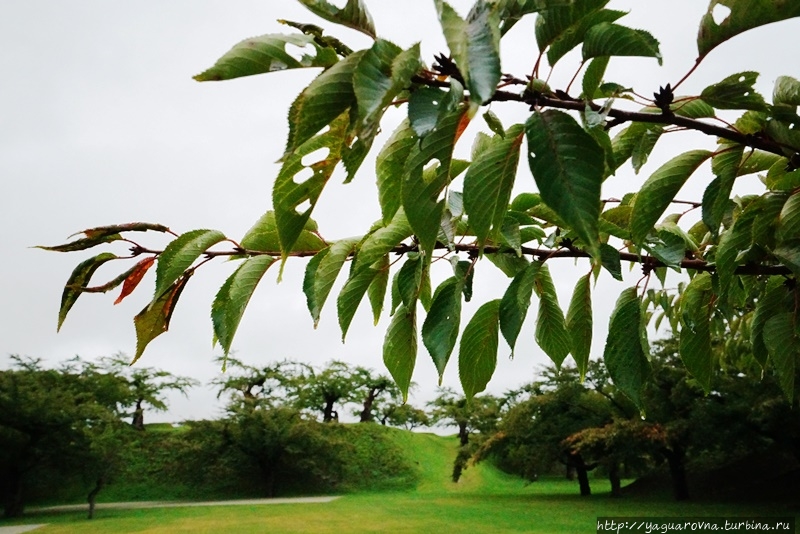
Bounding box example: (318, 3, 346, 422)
(1, 431, 795, 533)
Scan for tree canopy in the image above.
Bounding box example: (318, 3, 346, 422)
(41, 0, 800, 408)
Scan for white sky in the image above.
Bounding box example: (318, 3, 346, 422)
(2, 1, 798, 423)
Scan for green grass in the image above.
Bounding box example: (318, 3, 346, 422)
(2, 431, 795, 533)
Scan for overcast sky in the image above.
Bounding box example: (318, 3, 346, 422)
(2, 1, 798, 423)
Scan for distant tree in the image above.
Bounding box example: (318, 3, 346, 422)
(212, 356, 299, 408)
(352, 367, 400, 423)
(380, 402, 430, 430)
(289, 360, 362, 423)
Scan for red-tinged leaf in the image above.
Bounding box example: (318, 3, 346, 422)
(132, 273, 192, 365)
(114, 257, 156, 305)
(58, 253, 119, 331)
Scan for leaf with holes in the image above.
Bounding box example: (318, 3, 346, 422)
(566, 273, 592, 380)
(58, 253, 119, 331)
(534, 263, 570, 368)
(583, 23, 662, 65)
(604, 287, 650, 410)
(212, 255, 275, 355)
(697, 0, 800, 59)
(679, 273, 714, 392)
(193, 34, 338, 81)
(298, 0, 377, 38)
(459, 299, 501, 399)
(630, 150, 712, 245)
(700, 72, 767, 111)
(526, 110, 604, 255)
(464, 124, 524, 250)
(383, 304, 417, 402)
(422, 277, 463, 383)
(154, 229, 226, 302)
(133, 273, 192, 365)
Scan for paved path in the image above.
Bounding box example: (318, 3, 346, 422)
(0, 496, 341, 533)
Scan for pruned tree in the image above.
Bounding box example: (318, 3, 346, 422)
(41, 1, 800, 409)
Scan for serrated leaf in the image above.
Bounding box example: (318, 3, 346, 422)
(383, 304, 417, 401)
(304, 238, 359, 327)
(630, 150, 712, 245)
(672, 98, 716, 119)
(535, 0, 610, 55)
(499, 262, 540, 354)
(422, 277, 463, 383)
(337, 256, 384, 340)
(526, 109, 604, 255)
(240, 211, 325, 253)
(631, 124, 664, 174)
(583, 23, 662, 65)
(679, 272, 714, 391)
(285, 51, 363, 155)
(774, 75, 800, 106)
(368, 254, 390, 325)
(778, 191, 800, 242)
(354, 209, 413, 273)
(57, 253, 119, 331)
(703, 144, 744, 238)
(772, 243, 800, 278)
(132, 273, 191, 365)
(610, 119, 660, 172)
(487, 251, 531, 277)
(582, 56, 609, 100)
(376, 119, 417, 225)
(459, 299, 501, 399)
(403, 105, 467, 255)
(275, 112, 349, 261)
(297, 0, 377, 38)
(604, 287, 650, 409)
(193, 33, 337, 82)
(700, 71, 767, 111)
(534, 263, 570, 367)
(114, 257, 156, 305)
(566, 273, 592, 379)
(697, 0, 800, 59)
(548, 10, 625, 66)
(648, 229, 686, 271)
(154, 229, 226, 301)
(599, 243, 622, 280)
(763, 312, 798, 401)
(464, 124, 524, 250)
(212, 255, 275, 355)
(715, 201, 759, 296)
(751, 277, 792, 368)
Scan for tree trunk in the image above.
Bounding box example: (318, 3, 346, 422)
(1, 469, 25, 519)
(664, 446, 690, 501)
(87, 475, 105, 519)
(132, 399, 145, 431)
(569, 453, 591, 496)
(323, 399, 336, 423)
(565, 463, 575, 480)
(359, 388, 378, 422)
(608, 461, 622, 498)
(458, 421, 469, 447)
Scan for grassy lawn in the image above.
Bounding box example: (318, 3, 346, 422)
(2, 432, 795, 533)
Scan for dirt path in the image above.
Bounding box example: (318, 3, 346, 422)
(0, 497, 341, 533)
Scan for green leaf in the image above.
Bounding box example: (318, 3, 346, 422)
(408, 87, 446, 138)
(630, 150, 712, 245)
(193, 34, 337, 82)
(376, 120, 417, 225)
(525, 109, 604, 255)
(648, 229, 687, 271)
(534, 263, 570, 368)
(368, 254, 390, 325)
(535, 0, 609, 56)
(697, 0, 800, 59)
(459, 299, 501, 399)
(548, 10, 625, 67)
(464, 124, 524, 250)
(57, 253, 118, 331)
(751, 277, 792, 368)
(604, 287, 651, 410)
(772, 243, 800, 278)
(610, 119, 660, 172)
(211, 256, 275, 355)
(599, 243, 623, 280)
(679, 273, 714, 392)
(763, 312, 798, 402)
(383, 304, 417, 402)
(303, 238, 359, 327)
(422, 277, 463, 383)
(700, 72, 767, 111)
(778, 191, 800, 242)
(297, 0, 377, 38)
(672, 98, 716, 119)
(354, 209, 413, 273)
(566, 273, 593, 380)
(482, 109, 505, 137)
(774, 76, 800, 106)
(499, 262, 540, 355)
(582, 56, 609, 100)
(715, 200, 759, 296)
(133, 273, 192, 365)
(396, 256, 424, 309)
(403, 106, 467, 255)
(154, 229, 226, 301)
(240, 211, 325, 253)
(487, 251, 530, 277)
(703, 144, 744, 238)
(274, 112, 349, 262)
(285, 51, 364, 155)
(631, 124, 664, 174)
(583, 22, 661, 65)
(337, 256, 385, 341)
